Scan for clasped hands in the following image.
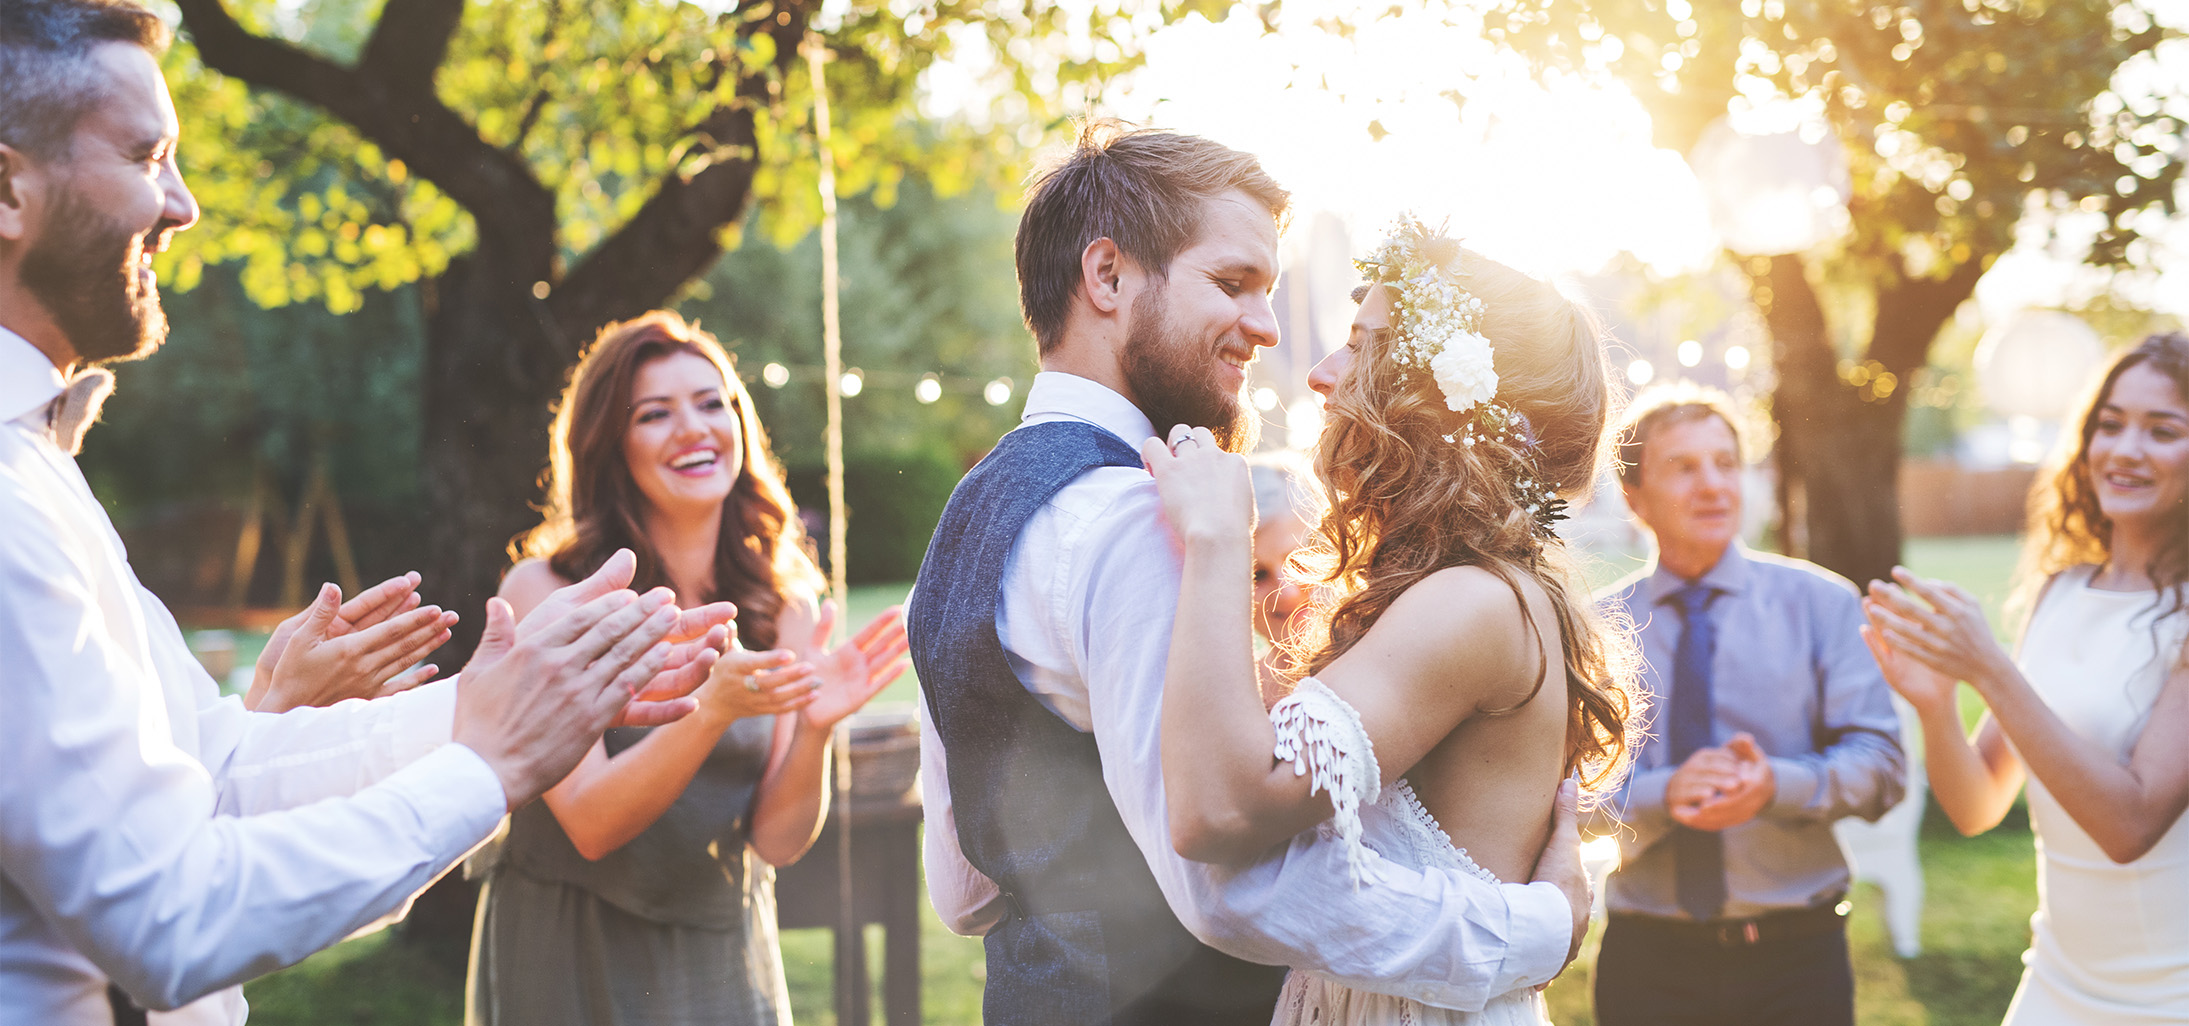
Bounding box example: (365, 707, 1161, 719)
(1667, 733, 1775, 831)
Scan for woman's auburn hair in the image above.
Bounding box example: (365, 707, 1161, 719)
(512, 310, 821, 651)
(2013, 330, 2189, 630)
(1287, 250, 1642, 797)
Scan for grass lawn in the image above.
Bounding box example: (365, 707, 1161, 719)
(239, 537, 2043, 1024)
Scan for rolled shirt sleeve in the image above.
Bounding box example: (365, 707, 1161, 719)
(0, 476, 507, 1012)
(1074, 480, 1570, 1010)
(1760, 582, 1905, 825)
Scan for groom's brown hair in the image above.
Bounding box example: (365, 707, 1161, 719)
(1015, 121, 1288, 355)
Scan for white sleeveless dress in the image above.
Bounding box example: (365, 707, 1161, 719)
(2004, 566, 2189, 1024)
(1265, 679, 1552, 1026)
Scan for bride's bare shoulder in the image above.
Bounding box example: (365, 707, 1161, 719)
(1367, 565, 1552, 695)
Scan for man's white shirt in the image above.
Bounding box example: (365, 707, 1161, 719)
(917, 371, 1573, 1011)
(0, 330, 508, 1024)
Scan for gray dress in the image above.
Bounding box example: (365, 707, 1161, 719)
(466, 714, 790, 1026)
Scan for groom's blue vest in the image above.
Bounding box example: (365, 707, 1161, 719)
(909, 420, 1286, 1025)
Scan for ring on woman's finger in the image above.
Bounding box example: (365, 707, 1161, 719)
(742, 673, 762, 693)
(808, 678, 823, 692)
(1171, 435, 1200, 454)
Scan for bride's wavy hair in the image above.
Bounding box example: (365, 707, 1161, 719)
(2012, 331, 2189, 633)
(512, 311, 820, 650)
(1288, 249, 1640, 796)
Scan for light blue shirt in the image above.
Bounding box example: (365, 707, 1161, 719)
(1589, 543, 1906, 920)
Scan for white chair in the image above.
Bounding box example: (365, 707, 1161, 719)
(1832, 696, 1926, 958)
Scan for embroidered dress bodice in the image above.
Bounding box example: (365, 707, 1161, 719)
(1267, 679, 1553, 1025)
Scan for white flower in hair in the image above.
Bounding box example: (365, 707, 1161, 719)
(1428, 330, 1498, 413)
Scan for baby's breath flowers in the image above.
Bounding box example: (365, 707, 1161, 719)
(1356, 216, 1497, 414)
(1356, 215, 1566, 538)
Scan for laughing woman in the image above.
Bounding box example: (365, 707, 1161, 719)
(466, 311, 908, 1026)
(1863, 332, 2189, 1024)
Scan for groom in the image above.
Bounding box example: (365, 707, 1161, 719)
(909, 122, 1590, 1024)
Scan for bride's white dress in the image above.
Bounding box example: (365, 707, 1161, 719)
(1265, 679, 1552, 1026)
(2003, 566, 2189, 1024)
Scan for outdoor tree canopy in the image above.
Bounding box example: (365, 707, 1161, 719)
(157, 0, 1228, 665)
(1490, 0, 2184, 587)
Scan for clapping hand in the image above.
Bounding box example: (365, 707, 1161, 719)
(1862, 567, 2010, 701)
(247, 572, 460, 713)
(455, 554, 691, 810)
(1668, 733, 1775, 831)
(507, 556, 738, 727)
(694, 646, 822, 725)
(798, 602, 911, 732)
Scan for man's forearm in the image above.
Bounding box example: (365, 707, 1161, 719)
(1155, 832, 1573, 1011)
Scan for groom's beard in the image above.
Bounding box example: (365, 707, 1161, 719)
(21, 183, 170, 365)
(1120, 282, 1258, 453)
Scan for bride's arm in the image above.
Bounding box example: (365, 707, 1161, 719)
(1145, 431, 1535, 864)
(1869, 571, 2189, 861)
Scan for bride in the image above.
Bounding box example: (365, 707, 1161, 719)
(1144, 219, 1640, 1025)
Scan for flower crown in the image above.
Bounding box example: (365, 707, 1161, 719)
(1355, 215, 1566, 537)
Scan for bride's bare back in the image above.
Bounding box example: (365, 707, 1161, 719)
(1313, 565, 1572, 884)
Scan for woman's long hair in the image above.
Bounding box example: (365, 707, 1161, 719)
(1288, 249, 1640, 796)
(2012, 331, 2189, 631)
(512, 311, 821, 650)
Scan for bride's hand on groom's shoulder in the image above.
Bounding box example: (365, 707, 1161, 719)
(1141, 424, 1253, 546)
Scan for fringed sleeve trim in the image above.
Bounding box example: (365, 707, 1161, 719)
(1269, 677, 1382, 888)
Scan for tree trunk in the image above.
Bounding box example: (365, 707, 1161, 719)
(400, 251, 574, 957)
(1752, 254, 1904, 589)
(1752, 253, 1986, 589)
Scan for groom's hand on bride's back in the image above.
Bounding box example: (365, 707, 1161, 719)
(1530, 777, 1592, 974)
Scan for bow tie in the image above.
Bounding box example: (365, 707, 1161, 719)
(46, 367, 115, 456)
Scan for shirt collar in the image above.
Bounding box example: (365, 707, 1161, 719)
(1643, 541, 1754, 606)
(1020, 371, 1159, 447)
(0, 326, 68, 427)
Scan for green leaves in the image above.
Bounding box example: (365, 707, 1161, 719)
(162, 0, 1187, 314)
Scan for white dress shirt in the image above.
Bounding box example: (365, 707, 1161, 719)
(0, 330, 508, 1024)
(917, 371, 1572, 1011)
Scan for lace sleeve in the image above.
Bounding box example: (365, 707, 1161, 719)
(1268, 677, 1382, 887)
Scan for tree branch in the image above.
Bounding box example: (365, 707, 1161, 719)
(550, 0, 812, 338)
(176, 0, 557, 280)
(1869, 254, 1990, 376)
(358, 0, 465, 97)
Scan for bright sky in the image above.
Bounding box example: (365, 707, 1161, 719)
(922, 2, 2189, 320)
(1106, 5, 1722, 281)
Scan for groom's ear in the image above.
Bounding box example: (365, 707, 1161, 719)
(1080, 237, 1130, 316)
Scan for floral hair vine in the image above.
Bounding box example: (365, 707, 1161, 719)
(1355, 214, 1567, 537)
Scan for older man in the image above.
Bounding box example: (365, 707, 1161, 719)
(1589, 387, 1905, 1026)
(0, 3, 725, 1023)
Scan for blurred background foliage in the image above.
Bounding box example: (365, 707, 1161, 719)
(86, 174, 1031, 598)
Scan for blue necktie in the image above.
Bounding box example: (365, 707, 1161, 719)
(1669, 582, 1726, 920)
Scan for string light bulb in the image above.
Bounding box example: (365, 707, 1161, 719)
(984, 377, 1014, 406)
(762, 362, 790, 389)
(839, 368, 864, 397)
(915, 374, 943, 404)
